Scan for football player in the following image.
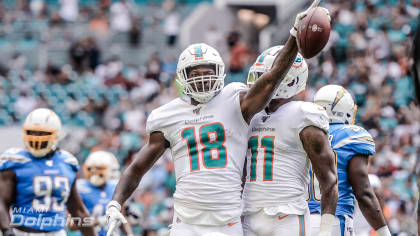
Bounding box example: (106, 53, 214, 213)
(105, 1, 324, 235)
(242, 46, 338, 236)
(309, 85, 391, 236)
(0, 108, 96, 236)
(69, 151, 133, 236)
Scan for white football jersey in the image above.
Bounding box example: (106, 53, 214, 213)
(146, 82, 249, 225)
(243, 101, 329, 215)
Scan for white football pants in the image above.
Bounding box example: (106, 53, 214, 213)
(310, 214, 355, 236)
(169, 212, 243, 236)
(243, 208, 310, 236)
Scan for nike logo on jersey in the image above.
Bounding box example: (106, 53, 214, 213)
(278, 215, 288, 221)
(227, 222, 239, 227)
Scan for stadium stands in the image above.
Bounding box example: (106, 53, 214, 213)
(0, 0, 418, 235)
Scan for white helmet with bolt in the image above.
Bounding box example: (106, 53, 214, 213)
(313, 84, 357, 124)
(23, 108, 62, 158)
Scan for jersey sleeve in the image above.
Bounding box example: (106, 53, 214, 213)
(297, 102, 330, 134)
(221, 82, 249, 127)
(60, 149, 80, 172)
(76, 179, 91, 194)
(0, 148, 31, 171)
(146, 109, 161, 134)
(223, 82, 248, 95)
(332, 126, 376, 156)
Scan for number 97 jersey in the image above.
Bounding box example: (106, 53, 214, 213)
(146, 82, 249, 225)
(0, 148, 79, 232)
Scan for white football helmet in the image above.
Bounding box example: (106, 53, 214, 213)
(247, 45, 308, 99)
(23, 108, 62, 158)
(83, 151, 119, 187)
(313, 85, 357, 124)
(176, 43, 226, 103)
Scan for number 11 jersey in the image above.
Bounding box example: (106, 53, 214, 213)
(146, 82, 249, 225)
(242, 101, 329, 216)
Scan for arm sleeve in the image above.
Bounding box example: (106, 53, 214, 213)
(225, 82, 249, 128)
(297, 102, 330, 134)
(145, 110, 160, 134)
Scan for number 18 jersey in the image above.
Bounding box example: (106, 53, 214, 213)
(146, 82, 249, 225)
(243, 101, 329, 216)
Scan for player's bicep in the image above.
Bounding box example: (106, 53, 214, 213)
(347, 154, 371, 197)
(300, 126, 330, 158)
(300, 126, 336, 180)
(240, 72, 276, 123)
(0, 170, 16, 205)
(130, 131, 168, 175)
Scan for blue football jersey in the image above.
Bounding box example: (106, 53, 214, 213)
(0, 148, 79, 232)
(76, 179, 116, 236)
(307, 123, 375, 217)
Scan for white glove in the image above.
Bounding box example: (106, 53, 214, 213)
(290, 0, 332, 37)
(106, 200, 128, 236)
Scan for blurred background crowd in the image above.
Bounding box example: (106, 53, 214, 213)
(0, 0, 419, 235)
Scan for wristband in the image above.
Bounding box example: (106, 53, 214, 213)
(319, 213, 335, 234)
(290, 27, 298, 37)
(377, 226, 391, 236)
(107, 200, 122, 211)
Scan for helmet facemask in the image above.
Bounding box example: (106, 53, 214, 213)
(177, 64, 225, 103)
(23, 126, 58, 158)
(83, 164, 110, 187)
(247, 66, 266, 88)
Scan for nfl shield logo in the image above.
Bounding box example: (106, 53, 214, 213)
(46, 160, 53, 167)
(193, 107, 201, 115)
(262, 116, 270, 123)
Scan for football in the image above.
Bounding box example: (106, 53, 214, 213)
(296, 6, 331, 59)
